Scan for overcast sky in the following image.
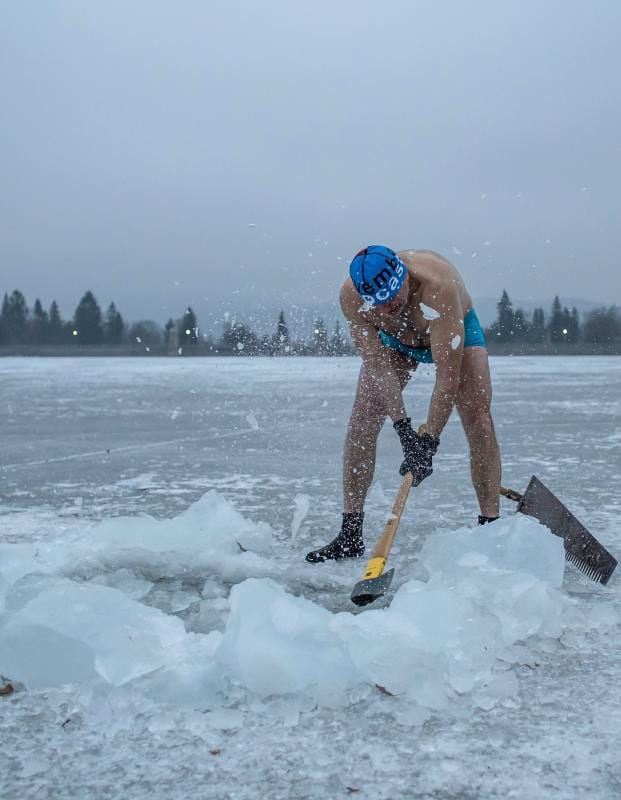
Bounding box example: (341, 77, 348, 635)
(1, 0, 620, 329)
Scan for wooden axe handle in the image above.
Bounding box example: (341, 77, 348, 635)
(371, 481, 523, 563)
(367, 422, 425, 563)
(370, 472, 414, 560)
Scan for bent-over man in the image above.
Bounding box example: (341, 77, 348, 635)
(306, 245, 501, 562)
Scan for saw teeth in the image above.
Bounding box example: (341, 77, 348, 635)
(564, 552, 605, 584)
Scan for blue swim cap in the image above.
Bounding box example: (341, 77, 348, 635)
(349, 245, 407, 305)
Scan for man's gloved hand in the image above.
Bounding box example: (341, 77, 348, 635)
(393, 417, 440, 485)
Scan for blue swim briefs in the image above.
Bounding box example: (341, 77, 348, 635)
(378, 308, 487, 364)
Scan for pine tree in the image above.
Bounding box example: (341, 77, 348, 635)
(164, 318, 176, 351)
(48, 301, 65, 344)
(275, 310, 289, 352)
(567, 307, 580, 344)
(549, 296, 564, 343)
(73, 291, 104, 344)
(104, 302, 125, 344)
(496, 290, 514, 341)
(179, 307, 198, 346)
(0, 293, 10, 344)
(583, 306, 621, 343)
(529, 308, 546, 343)
(277, 310, 289, 343)
(5, 290, 29, 343)
(552, 304, 577, 345)
(512, 308, 529, 342)
(220, 321, 258, 354)
(331, 320, 347, 355)
(313, 318, 328, 355)
(31, 299, 49, 344)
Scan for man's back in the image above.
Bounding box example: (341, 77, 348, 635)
(340, 249, 473, 358)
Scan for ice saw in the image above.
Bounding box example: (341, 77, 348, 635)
(501, 475, 617, 585)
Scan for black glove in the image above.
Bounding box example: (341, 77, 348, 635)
(393, 418, 440, 485)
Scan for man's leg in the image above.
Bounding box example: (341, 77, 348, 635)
(344, 357, 414, 512)
(455, 347, 501, 518)
(306, 356, 413, 562)
(342, 366, 388, 513)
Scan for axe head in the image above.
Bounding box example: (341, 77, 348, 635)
(350, 568, 395, 607)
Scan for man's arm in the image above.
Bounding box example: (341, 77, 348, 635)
(425, 294, 465, 438)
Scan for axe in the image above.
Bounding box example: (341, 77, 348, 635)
(350, 473, 617, 608)
(350, 471, 413, 607)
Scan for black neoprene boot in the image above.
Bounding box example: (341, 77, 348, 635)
(478, 515, 499, 526)
(305, 513, 365, 563)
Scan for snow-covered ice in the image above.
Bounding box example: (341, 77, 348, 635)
(0, 493, 596, 715)
(1, 356, 620, 799)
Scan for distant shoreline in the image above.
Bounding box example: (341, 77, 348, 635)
(1, 344, 620, 358)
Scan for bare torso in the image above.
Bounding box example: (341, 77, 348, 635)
(340, 249, 473, 349)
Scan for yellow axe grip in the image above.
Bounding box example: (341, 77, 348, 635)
(361, 556, 386, 581)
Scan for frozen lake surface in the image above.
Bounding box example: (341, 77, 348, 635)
(1, 356, 620, 799)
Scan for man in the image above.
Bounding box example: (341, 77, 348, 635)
(306, 245, 501, 563)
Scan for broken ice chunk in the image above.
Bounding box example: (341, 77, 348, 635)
(246, 413, 259, 430)
(291, 494, 310, 537)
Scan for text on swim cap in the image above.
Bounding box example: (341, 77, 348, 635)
(358, 256, 405, 303)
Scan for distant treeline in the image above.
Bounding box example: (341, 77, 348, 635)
(0, 288, 620, 356)
(0, 290, 354, 355)
(486, 291, 621, 347)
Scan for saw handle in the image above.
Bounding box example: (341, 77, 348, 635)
(500, 486, 524, 503)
